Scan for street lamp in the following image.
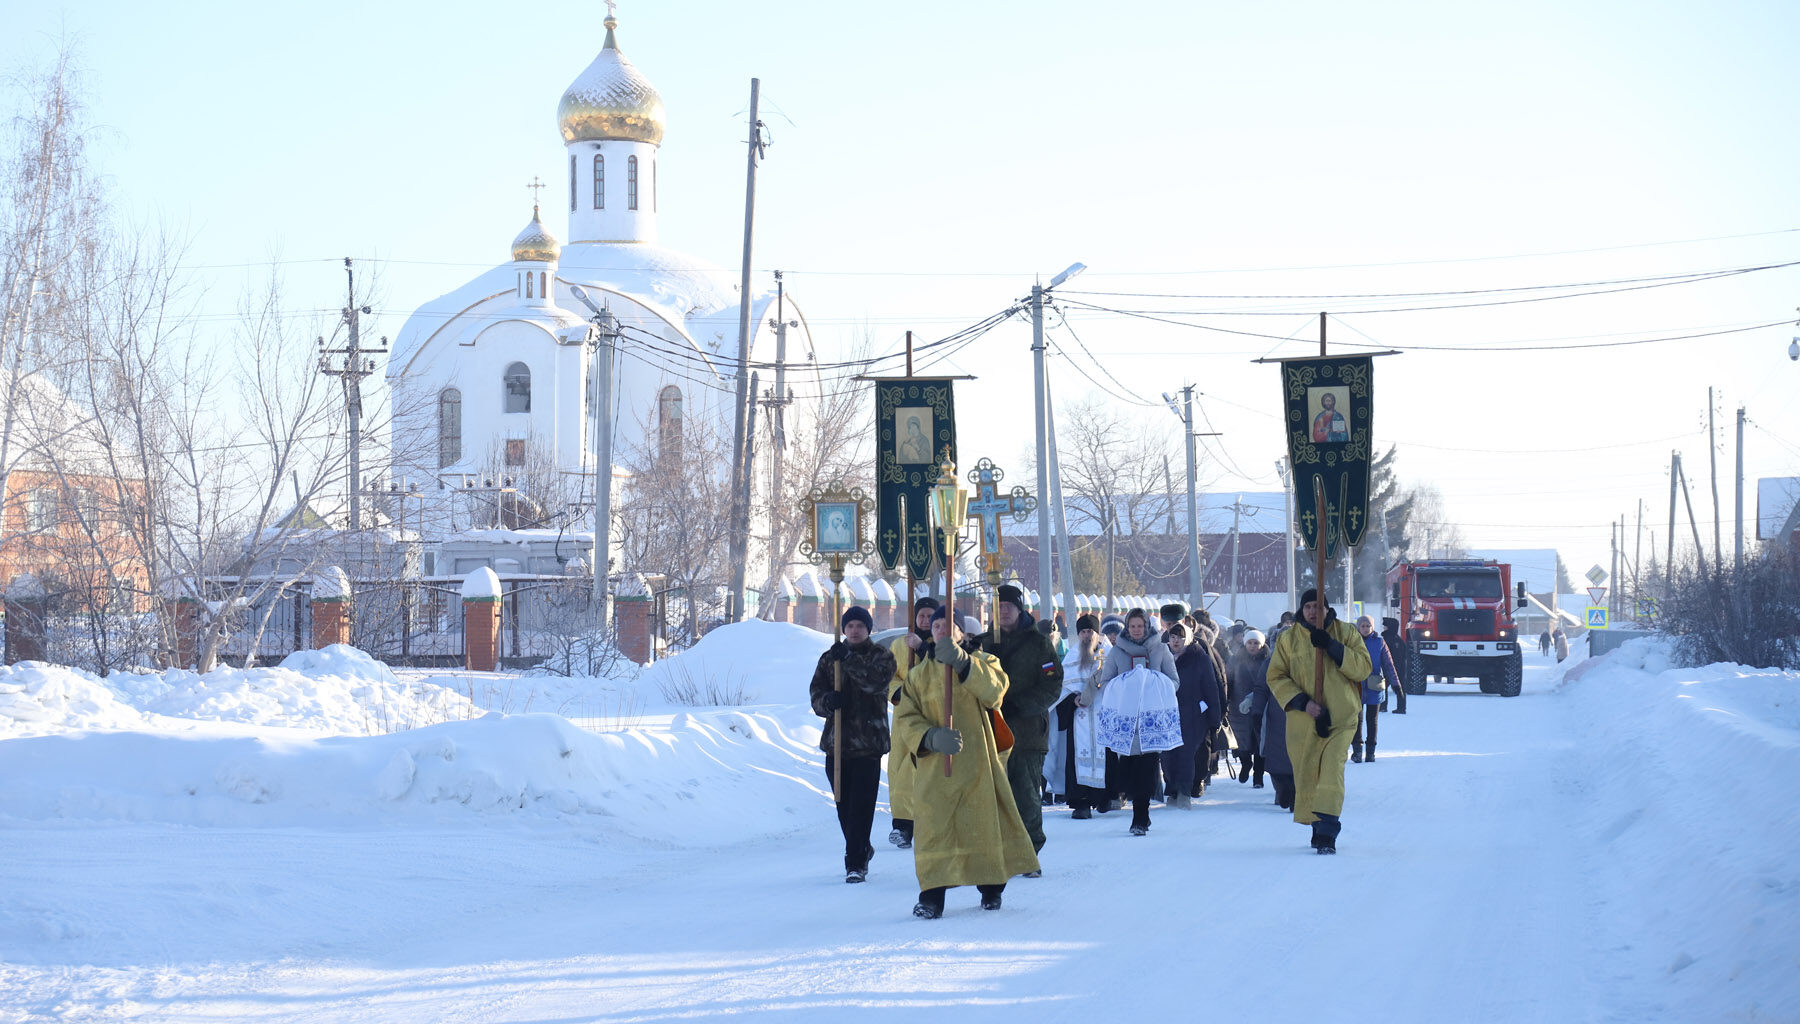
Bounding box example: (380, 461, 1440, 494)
(928, 452, 968, 777)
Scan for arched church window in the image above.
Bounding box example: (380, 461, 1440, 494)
(539, 271, 547, 298)
(504, 362, 532, 413)
(569, 156, 576, 212)
(593, 154, 605, 210)
(438, 388, 462, 468)
(525, 273, 533, 299)
(628, 156, 638, 211)
(652, 156, 657, 212)
(657, 384, 682, 459)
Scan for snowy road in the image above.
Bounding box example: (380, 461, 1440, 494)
(2, 647, 1793, 1022)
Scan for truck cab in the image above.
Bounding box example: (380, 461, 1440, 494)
(1386, 558, 1525, 697)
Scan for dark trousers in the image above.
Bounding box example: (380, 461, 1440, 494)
(824, 753, 881, 871)
(1159, 730, 1201, 799)
(1006, 747, 1048, 853)
(1354, 705, 1382, 750)
(1271, 771, 1296, 809)
(1063, 736, 1111, 811)
(1119, 753, 1160, 829)
(918, 883, 1005, 911)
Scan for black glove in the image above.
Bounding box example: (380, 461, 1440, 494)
(828, 641, 849, 662)
(820, 690, 845, 713)
(1314, 704, 1332, 738)
(922, 726, 963, 755)
(1308, 623, 1331, 649)
(1324, 639, 1346, 667)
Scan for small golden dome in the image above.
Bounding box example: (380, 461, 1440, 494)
(557, 16, 666, 145)
(511, 206, 559, 263)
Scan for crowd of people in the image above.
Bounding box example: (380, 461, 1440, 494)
(808, 587, 1413, 919)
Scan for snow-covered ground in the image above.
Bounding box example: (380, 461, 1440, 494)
(0, 623, 1794, 1022)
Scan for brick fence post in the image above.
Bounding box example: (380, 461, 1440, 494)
(310, 565, 352, 648)
(615, 572, 654, 665)
(462, 567, 503, 672)
(4, 573, 47, 664)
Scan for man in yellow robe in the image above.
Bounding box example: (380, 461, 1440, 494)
(1266, 587, 1373, 854)
(894, 606, 1040, 918)
(886, 597, 939, 849)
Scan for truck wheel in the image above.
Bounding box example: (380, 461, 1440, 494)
(1496, 651, 1523, 697)
(1403, 645, 1427, 695)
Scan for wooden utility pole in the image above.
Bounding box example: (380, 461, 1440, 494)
(318, 258, 385, 531)
(1666, 451, 1678, 594)
(1708, 387, 1723, 575)
(725, 78, 765, 624)
(1735, 405, 1745, 574)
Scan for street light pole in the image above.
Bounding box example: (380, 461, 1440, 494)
(1031, 262, 1084, 616)
(569, 286, 619, 626)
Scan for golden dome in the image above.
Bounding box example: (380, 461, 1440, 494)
(557, 17, 665, 145)
(511, 206, 559, 263)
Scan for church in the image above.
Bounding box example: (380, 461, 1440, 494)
(386, 10, 816, 604)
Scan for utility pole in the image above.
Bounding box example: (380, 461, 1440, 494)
(1634, 500, 1643, 619)
(725, 79, 766, 624)
(1735, 405, 1745, 574)
(1162, 385, 1216, 616)
(1610, 520, 1618, 620)
(317, 258, 385, 532)
(1278, 458, 1295, 612)
(1030, 262, 1085, 617)
(762, 270, 797, 615)
(569, 286, 620, 618)
(1045, 372, 1077, 632)
(1708, 387, 1722, 575)
(1229, 495, 1243, 618)
(1666, 450, 1678, 594)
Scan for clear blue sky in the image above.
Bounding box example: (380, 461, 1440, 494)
(8, 0, 1800, 589)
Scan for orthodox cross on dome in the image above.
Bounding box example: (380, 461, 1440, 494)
(604, 0, 618, 17)
(964, 457, 1036, 580)
(526, 176, 545, 209)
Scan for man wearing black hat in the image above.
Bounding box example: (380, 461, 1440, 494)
(809, 605, 898, 882)
(1265, 587, 1371, 854)
(976, 583, 1064, 859)
(885, 597, 940, 848)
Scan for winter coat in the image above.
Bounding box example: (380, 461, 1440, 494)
(1099, 629, 1178, 686)
(1360, 634, 1401, 706)
(1172, 642, 1224, 744)
(1241, 647, 1290, 775)
(894, 639, 1041, 888)
(1381, 621, 1410, 689)
(1225, 648, 1267, 741)
(809, 638, 898, 759)
(887, 631, 931, 819)
(977, 611, 1065, 755)
(1266, 614, 1373, 825)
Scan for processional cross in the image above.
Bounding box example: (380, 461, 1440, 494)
(964, 457, 1036, 582)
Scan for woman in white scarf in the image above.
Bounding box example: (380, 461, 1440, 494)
(1096, 608, 1182, 835)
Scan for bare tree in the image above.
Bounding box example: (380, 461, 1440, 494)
(1049, 392, 1178, 606)
(615, 398, 735, 645)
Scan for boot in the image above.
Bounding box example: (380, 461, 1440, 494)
(1351, 743, 1363, 763)
(1365, 742, 1376, 762)
(1237, 758, 1253, 784)
(1252, 755, 1265, 788)
(1071, 806, 1092, 820)
(1170, 792, 1192, 810)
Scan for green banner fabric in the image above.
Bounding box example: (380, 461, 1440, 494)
(1279, 356, 1374, 558)
(876, 379, 958, 579)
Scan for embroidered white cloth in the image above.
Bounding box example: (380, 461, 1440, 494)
(1072, 705, 1107, 787)
(1095, 665, 1183, 754)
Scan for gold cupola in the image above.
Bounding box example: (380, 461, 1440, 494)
(556, 15, 666, 145)
(511, 206, 559, 262)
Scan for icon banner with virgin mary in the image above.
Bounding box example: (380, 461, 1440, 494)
(875, 379, 957, 578)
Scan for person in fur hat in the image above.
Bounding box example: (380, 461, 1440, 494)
(893, 606, 1039, 916)
(809, 604, 898, 882)
(1265, 588, 1372, 854)
(974, 583, 1064, 859)
(886, 597, 940, 848)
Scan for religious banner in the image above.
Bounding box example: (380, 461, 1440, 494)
(875, 379, 958, 578)
(1279, 355, 1374, 558)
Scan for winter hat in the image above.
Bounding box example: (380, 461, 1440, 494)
(997, 584, 1028, 616)
(1035, 619, 1057, 637)
(962, 615, 983, 636)
(1243, 629, 1266, 646)
(913, 596, 941, 615)
(1159, 602, 1187, 624)
(841, 605, 873, 631)
(1099, 614, 1125, 637)
(930, 604, 950, 623)
(1076, 613, 1100, 634)
(1298, 588, 1319, 617)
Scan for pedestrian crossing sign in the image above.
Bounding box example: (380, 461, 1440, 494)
(1585, 606, 1609, 630)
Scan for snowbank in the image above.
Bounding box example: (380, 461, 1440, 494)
(2, 646, 475, 739)
(636, 618, 830, 706)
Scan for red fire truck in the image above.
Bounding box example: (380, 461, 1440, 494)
(1385, 558, 1527, 697)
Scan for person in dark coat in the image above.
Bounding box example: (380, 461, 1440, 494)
(1161, 621, 1223, 808)
(1225, 629, 1266, 785)
(1158, 602, 1187, 642)
(1237, 631, 1291, 808)
(809, 604, 899, 882)
(1379, 616, 1409, 713)
(1353, 615, 1402, 762)
(976, 584, 1065, 858)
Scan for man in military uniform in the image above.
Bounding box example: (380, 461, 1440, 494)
(976, 584, 1064, 861)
